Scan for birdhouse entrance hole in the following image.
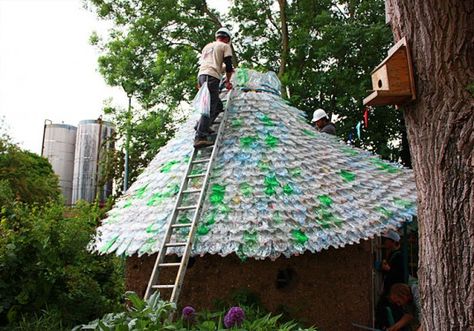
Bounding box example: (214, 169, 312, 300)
(363, 37, 416, 106)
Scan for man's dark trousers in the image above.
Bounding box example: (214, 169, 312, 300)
(195, 74, 223, 139)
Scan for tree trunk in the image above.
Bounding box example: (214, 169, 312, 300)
(385, 1, 474, 330)
(277, 0, 289, 97)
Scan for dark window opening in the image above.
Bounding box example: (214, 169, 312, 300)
(276, 268, 294, 289)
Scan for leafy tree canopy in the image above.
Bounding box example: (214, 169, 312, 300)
(0, 137, 61, 206)
(86, 0, 408, 173)
(232, 0, 404, 158)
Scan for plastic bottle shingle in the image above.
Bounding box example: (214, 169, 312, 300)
(90, 69, 417, 260)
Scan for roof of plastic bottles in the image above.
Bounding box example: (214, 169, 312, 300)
(90, 69, 417, 260)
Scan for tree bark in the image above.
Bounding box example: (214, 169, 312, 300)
(277, 0, 289, 98)
(399, 113, 411, 168)
(385, 1, 474, 330)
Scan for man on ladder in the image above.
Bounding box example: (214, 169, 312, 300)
(194, 27, 234, 148)
(144, 29, 235, 305)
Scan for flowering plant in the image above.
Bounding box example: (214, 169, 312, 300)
(224, 306, 245, 328)
(75, 292, 318, 330)
(182, 306, 196, 323)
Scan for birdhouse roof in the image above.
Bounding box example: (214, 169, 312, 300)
(90, 69, 417, 260)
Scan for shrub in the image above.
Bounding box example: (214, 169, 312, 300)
(0, 138, 61, 205)
(0, 201, 124, 327)
(73, 292, 175, 331)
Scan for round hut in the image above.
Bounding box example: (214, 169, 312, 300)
(91, 70, 417, 330)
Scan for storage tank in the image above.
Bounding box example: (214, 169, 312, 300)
(41, 122, 77, 205)
(71, 119, 114, 204)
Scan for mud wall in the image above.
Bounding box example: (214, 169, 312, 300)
(126, 241, 374, 331)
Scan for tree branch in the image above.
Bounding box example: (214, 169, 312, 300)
(201, 0, 239, 66)
(332, 2, 348, 19)
(277, 0, 289, 97)
(165, 40, 201, 53)
(201, 0, 222, 28)
(266, 8, 279, 32)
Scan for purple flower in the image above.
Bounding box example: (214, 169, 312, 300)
(182, 306, 196, 322)
(224, 306, 245, 328)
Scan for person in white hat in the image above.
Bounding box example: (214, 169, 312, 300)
(381, 230, 404, 295)
(194, 27, 234, 148)
(311, 108, 336, 135)
(382, 229, 401, 243)
(375, 229, 407, 329)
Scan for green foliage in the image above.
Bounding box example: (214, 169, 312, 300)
(102, 105, 176, 192)
(0, 201, 124, 327)
(230, 0, 282, 71)
(84, 0, 221, 189)
(74, 291, 317, 330)
(230, 288, 263, 309)
(86, 0, 219, 106)
(3, 308, 68, 331)
(0, 179, 14, 208)
(232, 0, 403, 160)
(87, 0, 408, 164)
(467, 82, 474, 96)
(73, 292, 175, 330)
(0, 137, 61, 205)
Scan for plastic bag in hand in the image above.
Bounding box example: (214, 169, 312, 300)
(192, 82, 211, 117)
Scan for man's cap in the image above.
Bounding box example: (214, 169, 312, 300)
(311, 108, 328, 122)
(382, 230, 400, 242)
(215, 27, 232, 39)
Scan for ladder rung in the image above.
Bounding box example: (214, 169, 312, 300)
(171, 223, 192, 228)
(159, 263, 181, 267)
(192, 158, 211, 164)
(153, 285, 175, 289)
(187, 173, 205, 178)
(177, 205, 197, 211)
(183, 189, 201, 194)
(165, 242, 187, 247)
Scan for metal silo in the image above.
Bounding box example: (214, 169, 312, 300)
(41, 121, 77, 205)
(71, 118, 114, 204)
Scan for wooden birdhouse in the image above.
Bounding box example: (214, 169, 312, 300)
(363, 37, 416, 106)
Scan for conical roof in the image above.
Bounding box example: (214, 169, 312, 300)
(91, 69, 417, 260)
